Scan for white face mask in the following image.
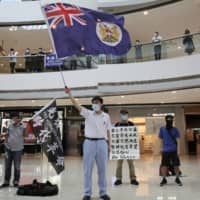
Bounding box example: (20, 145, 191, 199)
(121, 114, 128, 121)
(92, 104, 101, 112)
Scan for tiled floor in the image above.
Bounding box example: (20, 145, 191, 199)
(0, 154, 200, 200)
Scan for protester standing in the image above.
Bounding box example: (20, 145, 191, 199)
(65, 87, 111, 200)
(114, 110, 139, 186)
(159, 115, 182, 186)
(0, 112, 26, 188)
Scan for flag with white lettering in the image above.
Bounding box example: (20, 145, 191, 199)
(30, 99, 64, 174)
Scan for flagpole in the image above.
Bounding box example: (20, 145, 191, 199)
(59, 66, 67, 87)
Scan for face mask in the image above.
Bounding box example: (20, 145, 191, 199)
(92, 104, 101, 112)
(121, 114, 128, 121)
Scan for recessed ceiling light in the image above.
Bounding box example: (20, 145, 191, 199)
(171, 91, 177, 94)
(177, 46, 182, 50)
(143, 11, 149, 15)
(31, 100, 35, 103)
(120, 96, 125, 98)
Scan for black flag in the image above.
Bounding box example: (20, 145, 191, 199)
(31, 99, 65, 174)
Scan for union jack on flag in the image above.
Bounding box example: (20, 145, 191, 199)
(42, 2, 131, 58)
(43, 3, 87, 29)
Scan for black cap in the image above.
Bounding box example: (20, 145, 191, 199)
(91, 96, 103, 104)
(120, 109, 128, 114)
(10, 112, 20, 118)
(165, 115, 174, 121)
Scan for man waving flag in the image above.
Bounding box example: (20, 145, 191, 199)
(42, 2, 131, 58)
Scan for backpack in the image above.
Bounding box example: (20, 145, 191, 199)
(16, 179, 58, 196)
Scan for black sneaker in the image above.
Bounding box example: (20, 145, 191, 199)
(0, 183, 9, 188)
(100, 194, 111, 200)
(82, 196, 91, 200)
(175, 177, 182, 186)
(114, 180, 122, 186)
(160, 178, 167, 186)
(131, 179, 139, 185)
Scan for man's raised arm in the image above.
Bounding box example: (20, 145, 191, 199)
(64, 87, 82, 112)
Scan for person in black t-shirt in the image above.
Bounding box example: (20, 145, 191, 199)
(114, 110, 139, 186)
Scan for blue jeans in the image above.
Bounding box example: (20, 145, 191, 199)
(4, 148, 23, 184)
(83, 139, 108, 196)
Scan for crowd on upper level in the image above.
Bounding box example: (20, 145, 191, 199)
(0, 29, 196, 73)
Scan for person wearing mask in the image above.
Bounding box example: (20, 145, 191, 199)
(65, 87, 111, 200)
(159, 115, 182, 186)
(8, 48, 17, 73)
(152, 32, 162, 60)
(0, 112, 26, 188)
(114, 110, 139, 186)
(183, 29, 195, 55)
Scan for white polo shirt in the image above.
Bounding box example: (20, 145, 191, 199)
(80, 107, 111, 139)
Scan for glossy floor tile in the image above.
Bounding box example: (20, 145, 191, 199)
(0, 154, 200, 200)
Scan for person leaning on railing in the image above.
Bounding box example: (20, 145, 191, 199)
(152, 32, 162, 60)
(8, 48, 17, 73)
(183, 29, 195, 55)
(24, 48, 32, 72)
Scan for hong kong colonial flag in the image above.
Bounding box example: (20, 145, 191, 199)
(42, 2, 131, 58)
(30, 99, 64, 174)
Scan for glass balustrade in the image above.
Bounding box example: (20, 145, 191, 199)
(0, 33, 199, 73)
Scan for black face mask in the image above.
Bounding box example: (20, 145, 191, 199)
(166, 121, 173, 129)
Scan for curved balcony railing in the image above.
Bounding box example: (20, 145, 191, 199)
(0, 32, 199, 73)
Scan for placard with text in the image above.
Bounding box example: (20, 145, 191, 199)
(110, 126, 140, 160)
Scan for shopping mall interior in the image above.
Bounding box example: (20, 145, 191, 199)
(0, 0, 200, 200)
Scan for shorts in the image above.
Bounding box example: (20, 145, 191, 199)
(161, 151, 180, 167)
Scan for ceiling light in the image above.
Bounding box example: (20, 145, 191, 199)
(171, 91, 177, 94)
(9, 26, 17, 31)
(21, 25, 47, 30)
(143, 11, 149, 15)
(120, 96, 125, 98)
(31, 100, 35, 103)
(152, 113, 175, 117)
(177, 46, 182, 50)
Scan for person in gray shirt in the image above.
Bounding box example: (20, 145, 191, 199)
(0, 112, 26, 188)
